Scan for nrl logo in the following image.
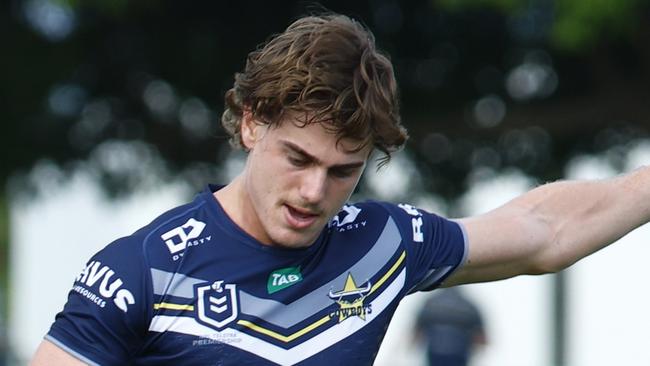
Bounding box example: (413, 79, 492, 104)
(328, 273, 372, 323)
(196, 280, 238, 330)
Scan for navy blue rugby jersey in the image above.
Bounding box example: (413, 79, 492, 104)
(47, 185, 468, 366)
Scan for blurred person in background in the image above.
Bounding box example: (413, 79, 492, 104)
(28, 11, 650, 366)
(415, 287, 486, 366)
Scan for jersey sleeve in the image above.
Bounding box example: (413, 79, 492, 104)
(46, 236, 152, 365)
(380, 202, 468, 292)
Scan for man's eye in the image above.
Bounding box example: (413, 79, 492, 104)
(288, 156, 308, 167)
(330, 169, 354, 178)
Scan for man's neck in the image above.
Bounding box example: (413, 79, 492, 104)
(213, 176, 272, 245)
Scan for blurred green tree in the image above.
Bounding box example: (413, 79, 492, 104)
(2, 0, 649, 194)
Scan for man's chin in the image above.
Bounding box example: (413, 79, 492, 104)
(270, 229, 319, 249)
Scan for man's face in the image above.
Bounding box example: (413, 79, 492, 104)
(240, 112, 369, 249)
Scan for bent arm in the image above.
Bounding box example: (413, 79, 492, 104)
(446, 166, 650, 286)
(30, 339, 87, 366)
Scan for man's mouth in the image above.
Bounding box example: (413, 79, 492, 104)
(284, 204, 320, 229)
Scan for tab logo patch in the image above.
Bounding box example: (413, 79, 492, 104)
(267, 266, 303, 294)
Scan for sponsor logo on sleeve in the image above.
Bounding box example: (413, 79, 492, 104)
(330, 205, 366, 233)
(398, 203, 424, 243)
(160, 218, 211, 261)
(74, 260, 136, 312)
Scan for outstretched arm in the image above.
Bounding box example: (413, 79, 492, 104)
(445, 166, 650, 286)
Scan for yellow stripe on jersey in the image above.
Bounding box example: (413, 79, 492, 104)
(237, 250, 406, 343)
(238, 315, 331, 343)
(154, 302, 195, 311)
(370, 250, 406, 295)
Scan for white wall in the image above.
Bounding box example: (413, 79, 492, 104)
(565, 147, 650, 365)
(8, 162, 190, 362)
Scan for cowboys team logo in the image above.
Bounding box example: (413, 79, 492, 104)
(196, 280, 239, 329)
(328, 273, 372, 322)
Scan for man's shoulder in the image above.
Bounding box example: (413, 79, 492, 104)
(330, 200, 386, 228)
(334, 199, 427, 224)
(102, 189, 217, 263)
(326, 200, 401, 242)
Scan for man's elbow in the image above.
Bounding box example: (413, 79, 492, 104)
(526, 260, 565, 276)
(523, 216, 576, 275)
(526, 232, 580, 275)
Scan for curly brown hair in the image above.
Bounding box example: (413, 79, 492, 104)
(221, 13, 408, 165)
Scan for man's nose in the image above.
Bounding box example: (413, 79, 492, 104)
(299, 168, 327, 204)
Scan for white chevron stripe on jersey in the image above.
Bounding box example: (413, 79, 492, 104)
(148, 268, 406, 365)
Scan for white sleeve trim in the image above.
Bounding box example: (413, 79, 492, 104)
(408, 219, 469, 293)
(44, 335, 102, 366)
(455, 219, 470, 268)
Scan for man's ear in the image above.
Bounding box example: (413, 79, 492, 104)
(241, 109, 262, 150)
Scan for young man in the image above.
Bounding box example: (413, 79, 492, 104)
(31, 13, 650, 366)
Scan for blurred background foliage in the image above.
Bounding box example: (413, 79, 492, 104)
(2, 0, 649, 199)
(441, 0, 646, 51)
(2, 0, 650, 196)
